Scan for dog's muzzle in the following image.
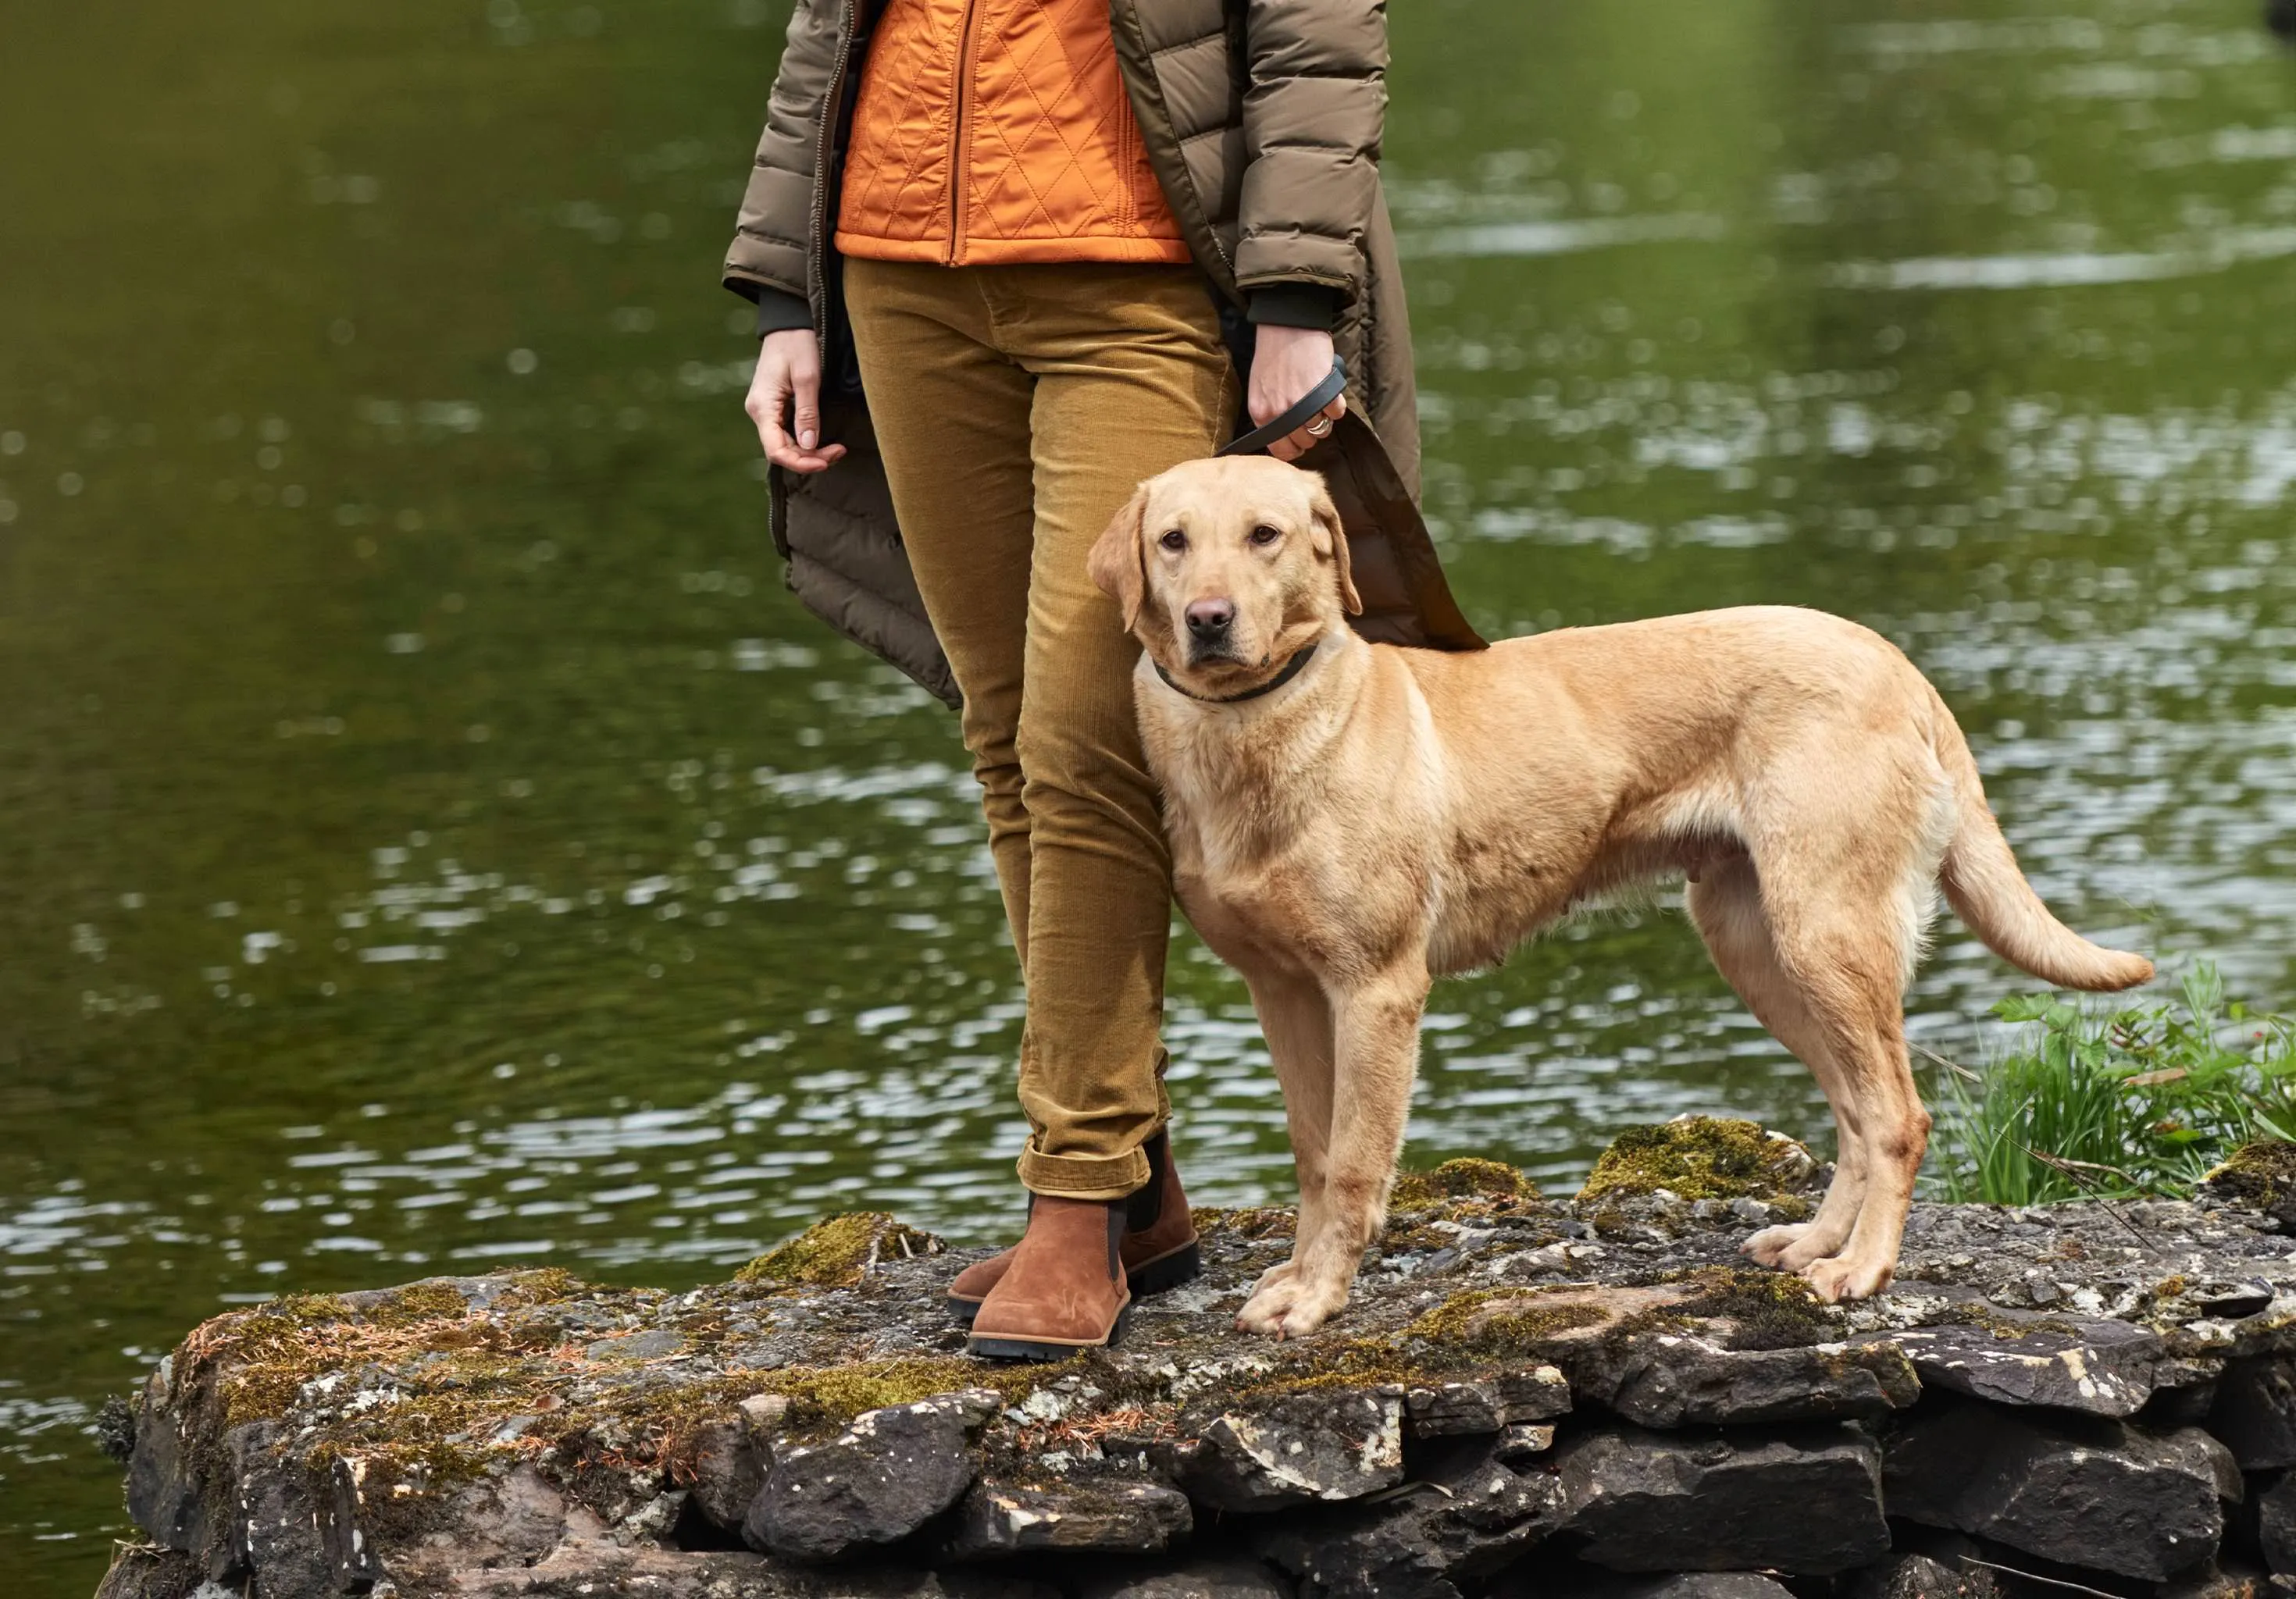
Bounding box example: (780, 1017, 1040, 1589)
(1184, 598, 1239, 665)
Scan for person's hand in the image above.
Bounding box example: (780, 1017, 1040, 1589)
(745, 328, 848, 474)
(1248, 324, 1345, 462)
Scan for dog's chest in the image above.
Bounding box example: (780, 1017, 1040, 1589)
(1167, 798, 1431, 979)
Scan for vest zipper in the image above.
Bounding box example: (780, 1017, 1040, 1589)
(1115, 86, 1133, 233)
(946, 0, 984, 265)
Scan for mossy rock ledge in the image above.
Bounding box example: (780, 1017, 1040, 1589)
(94, 1127, 2296, 1599)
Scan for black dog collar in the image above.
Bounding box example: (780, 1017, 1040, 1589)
(1153, 642, 1319, 705)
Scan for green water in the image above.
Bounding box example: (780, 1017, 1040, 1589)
(4, 0, 2294, 1589)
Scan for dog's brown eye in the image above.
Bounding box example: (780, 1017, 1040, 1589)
(1159, 529, 1186, 552)
(1249, 524, 1282, 547)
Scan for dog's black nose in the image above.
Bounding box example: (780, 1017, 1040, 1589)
(1185, 598, 1235, 637)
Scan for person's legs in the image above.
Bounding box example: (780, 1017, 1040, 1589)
(959, 263, 1233, 1355)
(840, 257, 1231, 1354)
(840, 258, 1038, 959)
(994, 264, 1235, 1199)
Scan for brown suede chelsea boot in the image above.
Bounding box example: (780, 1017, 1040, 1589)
(965, 1193, 1133, 1360)
(947, 1129, 1200, 1326)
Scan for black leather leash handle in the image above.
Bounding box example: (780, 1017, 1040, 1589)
(1217, 356, 1348, 458)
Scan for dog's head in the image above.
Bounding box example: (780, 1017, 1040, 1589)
(1087, 457, 1361, 699)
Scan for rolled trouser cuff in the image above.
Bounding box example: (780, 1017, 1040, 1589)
(1018, 1139, 1153, 1201)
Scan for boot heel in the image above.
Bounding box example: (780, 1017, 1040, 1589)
(1126, 1241, 1201, 1297)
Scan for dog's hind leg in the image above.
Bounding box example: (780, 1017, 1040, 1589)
(1239, 970, 1336, 1309)
(1237, 963, 1426, 1339)
(1785, 976, 1928, 1302)
(1756, 864, 1934, 1302)
(1688, 856, 1867, 1270)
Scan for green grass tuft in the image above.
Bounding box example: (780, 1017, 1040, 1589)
(1930, 963, 2296, 1204)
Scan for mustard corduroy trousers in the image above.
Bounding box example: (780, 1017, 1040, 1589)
(841, 256, 1236, 1199)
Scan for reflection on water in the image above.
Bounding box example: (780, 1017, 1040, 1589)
(2, 0, 2293, 1589)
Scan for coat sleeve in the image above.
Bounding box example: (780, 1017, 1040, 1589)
(722, 0, 843, 306)
(1235, 0, 1387, 305)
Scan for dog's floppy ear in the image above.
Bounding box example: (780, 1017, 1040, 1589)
(1306, 476, 1363, 617)
(1088, 482, 1152, 632)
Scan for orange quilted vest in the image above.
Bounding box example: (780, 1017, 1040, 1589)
(833, 0, 1192, 267)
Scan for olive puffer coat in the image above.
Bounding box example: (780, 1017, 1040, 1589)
(723, 0, 1481, 706)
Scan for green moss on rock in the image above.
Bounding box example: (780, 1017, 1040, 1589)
(1578, 1117, 1816, 1205)
(1390, 1159, 1541, 1210)
(368, 1281, 473, 1327)
(733, 1213, 943, 1289)
(1408, 1288, 1611, 1351)
(187, 1271, 601, 1430)
(2202, 1140, 2296, 1220)
(1191, 1206, 1296, 1241)
(760, 1358, 1044, 1426)
(1662, 1266, 1837, 1350)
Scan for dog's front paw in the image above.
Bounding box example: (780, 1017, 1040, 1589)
(1799, 1253, 1893, 1303)
(1235, 1273, 1348, 1340)
(1741, 1223, 1812, 1267)
(1235, 1274, 1303, 1337)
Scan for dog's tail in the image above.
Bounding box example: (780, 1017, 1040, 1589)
(1928, 686, 2153, 992)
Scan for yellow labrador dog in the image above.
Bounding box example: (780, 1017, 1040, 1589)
(1088, 456, 2152, 1337)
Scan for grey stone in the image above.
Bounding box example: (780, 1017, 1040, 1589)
(1407, 1379, 1504, 1435)
(743, 1394, 982, 1561)
(1556, 1423, 1889, 1574)
(740, 1393, 793, 1433)
(2149, 1358, 2226, 1425)
(1494, 1423, 1556, 1464)
(1883, 1404, 2230, 1579)
(682, 1419, 770, 1531)
(1494, 1365, 1573, 1421)
(2212, 1357, 2296, 1469)
(1842, 1551, 2002, 1599)
(396, 1534, 1061, 1596)
(226, 1421, 333, 1597)
(1887, 1317, 2166, 1417)
(125, 1372, 212, 1562)
(1181, 1389, 1405, 1512)
(586, 1328, 688, 1362)
(317, 1456, 384, 1590)
(2198, 1280, 2276, 1319)
(1075, 1560, 1293, 1599)
(1258, 1437, 1567, 1599)
(1439, 1286, 1904, 1427)
(2022, 1270, 2065, 1307)
(1590, 1576, 1802, 1599)
(2261, 1472, 2296, 1574)
(946, 1480, 1191, 1555)
(1399, 1369, 1569, 1433)
(431, 1465, 569, 1570)
(1603, 1337, 1919, 1426)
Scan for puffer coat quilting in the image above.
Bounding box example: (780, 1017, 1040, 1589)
(833, 0, 1192, 265)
